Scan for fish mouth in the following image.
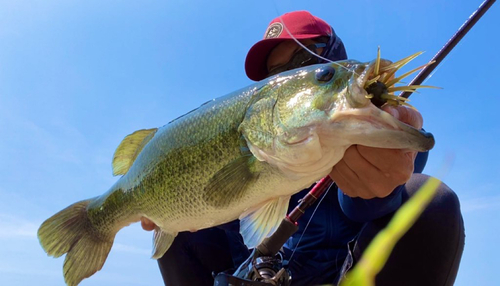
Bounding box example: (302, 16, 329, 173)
(328, 52, 437, 152)
(328, 105, 435, 152)
(370, 52, 435, 151)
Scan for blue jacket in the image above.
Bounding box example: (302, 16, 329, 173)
(282, 151, 428, 284)
(219, 151, 428, 284)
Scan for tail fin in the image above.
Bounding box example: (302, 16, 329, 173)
(38, 199, 114, 286)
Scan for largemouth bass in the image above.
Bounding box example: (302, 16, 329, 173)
(38, 58, 434, 286)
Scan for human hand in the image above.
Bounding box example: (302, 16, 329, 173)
(141, 217, 156, 231)
(329, 105, 423, 199)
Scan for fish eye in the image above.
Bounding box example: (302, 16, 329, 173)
(315, 66, 335, 82)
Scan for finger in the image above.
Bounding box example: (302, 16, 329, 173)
(355, 146, 409, 174)
(141, 217, 156, 231)
(330, 160, 359, 197)
(345, 146, 410, 197)
(383, 105, 423, 129)
(331, 158, 375, 199)
(343, 146, 390, 185)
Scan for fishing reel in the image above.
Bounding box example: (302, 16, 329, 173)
(214, 178, 335, 286)
(213, 250, 291, 286)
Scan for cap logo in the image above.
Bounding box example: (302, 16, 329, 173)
(264, 22, 283, 39)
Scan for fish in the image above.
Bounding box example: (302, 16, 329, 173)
(38, 55, 435, 286)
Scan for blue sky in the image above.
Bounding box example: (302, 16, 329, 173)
(1, 0, 499, 285)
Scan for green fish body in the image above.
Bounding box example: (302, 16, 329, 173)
(38, 60, 434, 285)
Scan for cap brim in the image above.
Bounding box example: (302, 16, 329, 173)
(245, 33, 323, 81)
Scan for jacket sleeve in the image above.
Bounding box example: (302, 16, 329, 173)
(338, 185, 404, 222)
(338, 151, 428, 222)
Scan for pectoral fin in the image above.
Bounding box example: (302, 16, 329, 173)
(239, 196, 290, 249)
(203, 155, 262, 208)
(152, 227, 177, 259)
(112, 128, 157, 176)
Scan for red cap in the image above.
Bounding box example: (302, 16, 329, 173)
(245, 11, 332, 81)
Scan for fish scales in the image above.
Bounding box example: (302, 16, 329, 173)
(134, 90, 257, 225)
(89, 89, 260, 231)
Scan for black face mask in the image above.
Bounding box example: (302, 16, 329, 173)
(320, 27, 348, 63)
(267, 42, 327, 77)
(267, 26, 348, 77)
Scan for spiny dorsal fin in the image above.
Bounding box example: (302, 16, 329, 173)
(112, 128, 157, 176)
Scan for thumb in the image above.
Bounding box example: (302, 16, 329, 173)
(383, 105, 423, 129)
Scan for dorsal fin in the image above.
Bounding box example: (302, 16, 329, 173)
(112, 128, 157, 176)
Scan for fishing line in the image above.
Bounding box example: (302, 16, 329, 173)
(269, 3, 350, 264)
(271, 2, 361, 76)
(420, 57, 447, 86)
(287, 181, 334, 263)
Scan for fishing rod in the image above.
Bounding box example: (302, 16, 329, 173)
(213, 1, 495, 285)
(214, 177, 333, 286)
(400, 0, 496, 98)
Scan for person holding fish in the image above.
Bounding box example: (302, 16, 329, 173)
(143, 10, 465, 286)
(36, 9, 465, 286)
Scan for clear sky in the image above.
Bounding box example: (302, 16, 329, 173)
(1, 0, 499, 285)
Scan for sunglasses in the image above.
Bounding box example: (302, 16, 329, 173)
(267, 42, 327, 77)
